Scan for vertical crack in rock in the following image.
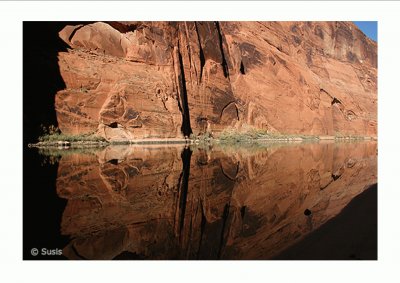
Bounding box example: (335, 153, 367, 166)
(183, 22, 194, 87)
(215, 21, 230, 79)
(178, 147, 192, 241)
(176, 38, 193, 137)
(194, 22, 206, 82)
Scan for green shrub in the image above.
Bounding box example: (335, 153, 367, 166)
(218, 126, 319, 143)
(38, 125, 106, 142)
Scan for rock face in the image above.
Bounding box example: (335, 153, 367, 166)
(55, 142, 377, 259)
(55, 22, 377, 141)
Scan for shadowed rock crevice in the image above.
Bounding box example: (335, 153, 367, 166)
(108, 122, 119, 128)
(220, 101, 240, 122)
(240, 61, 246, 75)
(108, 159, 119, 165)
(321, 167, 344, 190)
(332, 173, 342, 181)
(194, 22, 206, 82)
(177, 41, 193, 137)
(331, 97, 342, 105)
(106, 21, 140, 33)
(68, 24, 85, 42)
(215, 21, 230, 79)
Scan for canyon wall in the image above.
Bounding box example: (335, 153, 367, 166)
(55, 21, 377, 141)
(55, 142, 377, 259)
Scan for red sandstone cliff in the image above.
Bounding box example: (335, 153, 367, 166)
(55, 21, 377, 141)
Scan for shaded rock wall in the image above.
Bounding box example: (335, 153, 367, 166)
(55, 142, 377, 259)
(55, 21, 377, 141)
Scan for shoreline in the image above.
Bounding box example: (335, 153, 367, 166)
(28, 135, 377, 149)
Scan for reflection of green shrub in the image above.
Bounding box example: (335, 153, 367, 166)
(38, 125, 106, 142)
(38, 147, 103, 165)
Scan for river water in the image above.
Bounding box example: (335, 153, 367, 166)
(23, 141, 377, 260)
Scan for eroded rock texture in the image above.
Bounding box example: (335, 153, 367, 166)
(55, 22, 377, 141)
(56, 142, 377, 259)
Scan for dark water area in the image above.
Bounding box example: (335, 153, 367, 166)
(23, 147, 69, 259)
(23, 141, 377, 260)
(275, 183, 377, 260)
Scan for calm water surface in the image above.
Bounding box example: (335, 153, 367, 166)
(23, 141, 377, 260)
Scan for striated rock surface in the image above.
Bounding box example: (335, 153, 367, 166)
(55, 141, 377, 259)
(55, 21, 377, 141)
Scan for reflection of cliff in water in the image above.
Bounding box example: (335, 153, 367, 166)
(54, 142, 377, 259)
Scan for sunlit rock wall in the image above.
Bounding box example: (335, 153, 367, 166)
(55, 21, 377, 141)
